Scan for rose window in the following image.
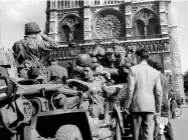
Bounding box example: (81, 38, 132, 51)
(95, 13, 124, 38)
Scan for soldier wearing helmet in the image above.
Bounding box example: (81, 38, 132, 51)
(70, 54, 91, 80)
(92, 41, 106, 62)
(90, 57, 111, 81)
(12, 22, 58, 79)
(12, 22, 58, 76)
(111, 39, 126, 67)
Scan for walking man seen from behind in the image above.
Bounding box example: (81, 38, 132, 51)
(124, 48, 163, 140)
(153, 63, 174, 140)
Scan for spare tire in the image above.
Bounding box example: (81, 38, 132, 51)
(55, 125, 83, 140)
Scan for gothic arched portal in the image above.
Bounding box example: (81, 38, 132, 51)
(133, 8, 160, 38)
(59, 14, 83, 42)
(62, 25, 70, 41)
(136, 20, 145, 38)
(148, 19, 160, 36)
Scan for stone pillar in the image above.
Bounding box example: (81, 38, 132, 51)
(168, 1, 185, 98)
(48, 1, 58, 42)
(83, 1, 92, 40)
(159, 1, 168, 37)
(125, 2, 132, 39)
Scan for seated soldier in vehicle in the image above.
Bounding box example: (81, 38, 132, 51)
(111, 39, 126, 67)
(70, 54, 91, 80)
(127, 46, 139, 66)
(82, 66, 108, 118)
(91, 41, 106, 64)
(90, 57, 112, 83)
(47, 56, 68, 84)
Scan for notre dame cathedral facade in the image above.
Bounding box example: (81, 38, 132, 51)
(45, 0, 184, 97)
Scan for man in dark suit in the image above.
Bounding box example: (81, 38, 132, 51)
(154, 63, 174, 140)
(124, 48, 163, 140)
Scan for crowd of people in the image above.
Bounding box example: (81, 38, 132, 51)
(9, 22, 180, 140)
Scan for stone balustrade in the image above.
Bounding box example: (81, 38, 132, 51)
(48, 37, 170, 60)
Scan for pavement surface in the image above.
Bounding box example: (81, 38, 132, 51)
(170, 105, 188, 140)
(123, 104, 188, 140)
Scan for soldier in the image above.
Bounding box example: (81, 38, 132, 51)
(82, 66, 107, 118)
(92, 41, 106, 63)
(12, 22, 58, 79)
(111, 39, 126, 67)
(90, 57, 111, 82)
(47, 56, 68, 84)
(70, 54, 91, 80)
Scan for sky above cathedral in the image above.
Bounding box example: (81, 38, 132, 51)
(0, 0, 188, 72)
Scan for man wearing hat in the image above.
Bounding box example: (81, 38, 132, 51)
(12, 22, 58, 67)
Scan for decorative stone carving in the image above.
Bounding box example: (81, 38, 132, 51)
(159, 1, 166, 12)
(62, 16, 80, 27)
(58, 11, 79, 20)
(119, 5, 125, 13)
(161, 26, 168, 34)
(132, 6, 138, 12)
(125, 5, 131, 15)
(84, 19, 90, 31)
(151, 3, 159, 13)
(132, 3, 159, 15)
(91, 8, 97, 14)
(160, 13, 167, 25)
(135, 8, 154, 22)
(95, 13, 124, 38)
(126, 28, 132, 37)
(50, 12, 56, 20)
(84, 32, 90, 40)
(49, 22, 55, 33)
(126, 16, 131, 28)
(84, 8, 90, 18)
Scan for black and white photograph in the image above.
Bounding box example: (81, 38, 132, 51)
(0, 0, 188, 140)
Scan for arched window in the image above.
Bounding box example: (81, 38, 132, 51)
(136, 20, 145, 38)
(148, 19, 160, 36)
(62, 25, 70, 41)
(133, 8, 161, 38)
(74, 24, 83, 40)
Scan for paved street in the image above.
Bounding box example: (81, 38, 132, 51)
(170, 105, 188, 140)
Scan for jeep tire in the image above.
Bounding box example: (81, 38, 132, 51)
(55, 125, 83, 140)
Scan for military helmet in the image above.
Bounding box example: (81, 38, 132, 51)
(112, 39, 120, 45)
(76, 54, 91, 67)
(91, 57, 98, 63)
(25, 22, 41, 35)
(106, 48, 114, 54)
(69, 42, 79, 48)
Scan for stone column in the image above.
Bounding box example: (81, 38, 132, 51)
(168, 1, 185, 98)
(48, 0, 58, 42)
(159, 1, 168, 37)
(125, 2, 132, 39)
(83, 1, 92, 40)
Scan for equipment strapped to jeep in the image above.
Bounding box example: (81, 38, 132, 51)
(0, 74, 17, 108)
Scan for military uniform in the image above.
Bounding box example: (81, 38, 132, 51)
(12, 22, 58, 66)
(47, 64, 68, 84)
(12, 22, 58, 80)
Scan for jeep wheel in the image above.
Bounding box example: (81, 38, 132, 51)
(55, 125, 83, 140)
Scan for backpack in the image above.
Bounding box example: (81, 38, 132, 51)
(0, 66, 17, 108)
